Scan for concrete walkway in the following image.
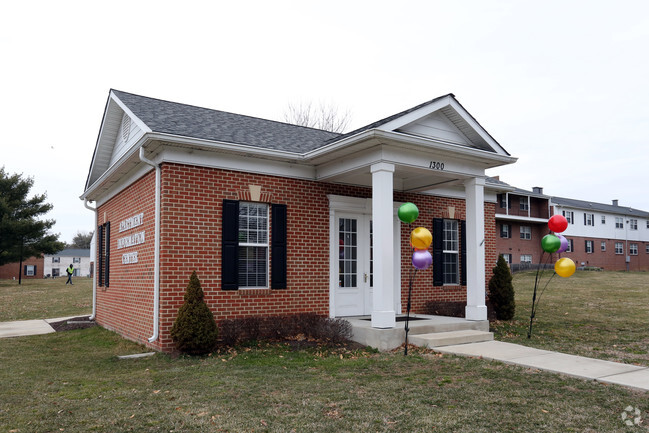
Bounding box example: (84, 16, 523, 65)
(2, 318, 648, 393)
(435, 340, 649, 392)
(0, 317, 77, 338)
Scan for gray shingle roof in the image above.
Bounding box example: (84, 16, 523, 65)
(112, 90, 341, 153)
(552, 196, 649, 218)
(49, 249, 91, 257)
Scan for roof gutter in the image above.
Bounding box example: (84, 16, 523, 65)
(139, 146, 161, 343)
(83, 199, 97, 320)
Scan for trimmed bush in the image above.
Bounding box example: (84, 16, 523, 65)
(170, 271, 218, 354)
(488, 255, 515, 320)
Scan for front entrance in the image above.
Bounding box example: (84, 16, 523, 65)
(334, 214, 373, 316)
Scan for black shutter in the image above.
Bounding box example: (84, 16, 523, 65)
(97, 224, 103, 286)
(23, 265, 27, 276)
(105, 222, 110, 288)
(271, 204, 287, 289)
(221, 200, 239, 290)
(34, 265, 37, 277)
(461, 220, 467, 286)
(584, 213, 586, 225)
(432, 218, 444, 286)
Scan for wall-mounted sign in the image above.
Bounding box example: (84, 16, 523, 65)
(117, 231, 145, 249)
(119, 212, 144, 233)
(118, 213, 145, 265)
(122, 251, 138, 264)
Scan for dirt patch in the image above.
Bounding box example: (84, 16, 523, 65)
(49, 316, 96, 332)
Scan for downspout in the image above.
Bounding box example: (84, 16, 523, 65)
(84, 200, 97, 320)
(139, 147, 161, 343)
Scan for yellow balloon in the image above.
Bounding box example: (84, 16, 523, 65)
(410, 227, 432, 250)
(554, 257, 576, 278)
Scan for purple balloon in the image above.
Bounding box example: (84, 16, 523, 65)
(412, 249, 432, 270)
(557, 234, 569, 253)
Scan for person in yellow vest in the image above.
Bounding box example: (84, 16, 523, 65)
(66, 264, 74, 285)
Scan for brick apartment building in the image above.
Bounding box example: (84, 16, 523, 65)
(495, 185, 649, 271)
(81, 90, 516, 352)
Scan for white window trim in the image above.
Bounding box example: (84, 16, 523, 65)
(443, 219, 459, 285)
(238, 202, 270, 289)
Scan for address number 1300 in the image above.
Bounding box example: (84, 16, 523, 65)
(428, 161, 445, 170)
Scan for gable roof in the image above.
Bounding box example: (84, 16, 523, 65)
(112, 90, 340, 153)
(552, 196, 649, 218)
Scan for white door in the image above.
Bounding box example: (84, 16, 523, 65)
(334, 214, 373, 316)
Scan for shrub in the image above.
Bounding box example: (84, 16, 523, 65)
(170, 271, 218, 354)
(488, 255, 515, 320)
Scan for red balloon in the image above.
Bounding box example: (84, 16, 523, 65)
(548, 214, 568, 233)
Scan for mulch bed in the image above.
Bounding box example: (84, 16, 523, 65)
(49, 316, 97, 332)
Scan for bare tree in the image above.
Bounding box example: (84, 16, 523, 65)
(283, 101, 352, 133)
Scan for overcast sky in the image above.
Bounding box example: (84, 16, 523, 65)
(2, 0, 648, 243)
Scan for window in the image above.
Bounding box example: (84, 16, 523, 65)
(519, 198, 529, 211)
(222, 200, 287, 291)
(52, 257, 60, 263)
(566, 239, 573, 253)
(646, 244, 649, 254)
(601, 241, 606, 252)
(500, 224, 510, 238)
(563, 210, 574, 224)
(629, 219, 638, 230)
(520, 226, 531, 240)
(630, 243, 638, 255)
(615, 217, 624, 229)
(24, 265, 36, 276)
(646, 220, 649, 229)
(73, 257, 81, 263)
(443, 220, 459, 285)
(238, 202, 269, 288)
(615, 242, 624, 255)
(498, 194, 508, 208)
(584, 213, 594, 226)
(520, 255, 532, 264)
(501, 254, 512, 264)
(585, 240, 594, 253)
(601, 215, 606, 224)
(97, 222, 110, 287)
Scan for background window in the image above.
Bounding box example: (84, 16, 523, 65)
(520, 226, 531, 240)
(629, 219, 638, 230)
(500, 224, 510, 238)
(73, 257, 81, 263)
(443, 220, 459, 285)
(601, 241, 606, 252)
(238, 202, 269, 288)
(585, 240, 594, 253)
(519, 198, 529, 211)
(25, 265, 35, 276)
(615, 217, 624, 229)
(567, 239, 573, 253)
(584, 213, 594, 226)
(615, 242, 624, 254)
(563, 211, 574, 224)
(52, 257, 60, 263)
(601, 215, 606, 224)
(501, 254, 512, 264)
(520, 254, 532, 264)
(630, 243, 638, 255)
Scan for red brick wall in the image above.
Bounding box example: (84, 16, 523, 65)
(95, 170, 157, 346)
(558, 236, 649, 271)
(0, 257, 44, 280)
(96, 163, 498, 352)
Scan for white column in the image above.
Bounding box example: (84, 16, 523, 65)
(464, 177, 487, 321)
(371, 162, 396, 328)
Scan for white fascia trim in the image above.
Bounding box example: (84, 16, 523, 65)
(495, 214, 549, 224)
(147, 133, 303, 161)
(110, 91, 153, 134)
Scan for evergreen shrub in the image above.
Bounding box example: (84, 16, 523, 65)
(170, 271, 218, 354)
(488, 254, 515, 320)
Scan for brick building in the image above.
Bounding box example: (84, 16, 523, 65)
(495, 185, 649, 271)
(0, 256, 44, 280)
(81, 90, 516, 352)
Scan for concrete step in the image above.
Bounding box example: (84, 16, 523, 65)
(408, 329, 494, 348)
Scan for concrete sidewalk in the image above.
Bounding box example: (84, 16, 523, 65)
(435, 340, 649, 392)
(0, 317, 78, 339)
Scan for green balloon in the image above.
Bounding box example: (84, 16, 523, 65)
(541, 234, 561, 253)
(398, 202, 419, 224)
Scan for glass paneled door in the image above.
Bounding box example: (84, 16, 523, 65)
(334, 214, 373, 316)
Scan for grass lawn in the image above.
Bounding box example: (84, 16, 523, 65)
(491, 270, 649, 366)
(0, 277, 92, 321)
(0, 328, 647, 433)
(1, 271, 648, 431)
